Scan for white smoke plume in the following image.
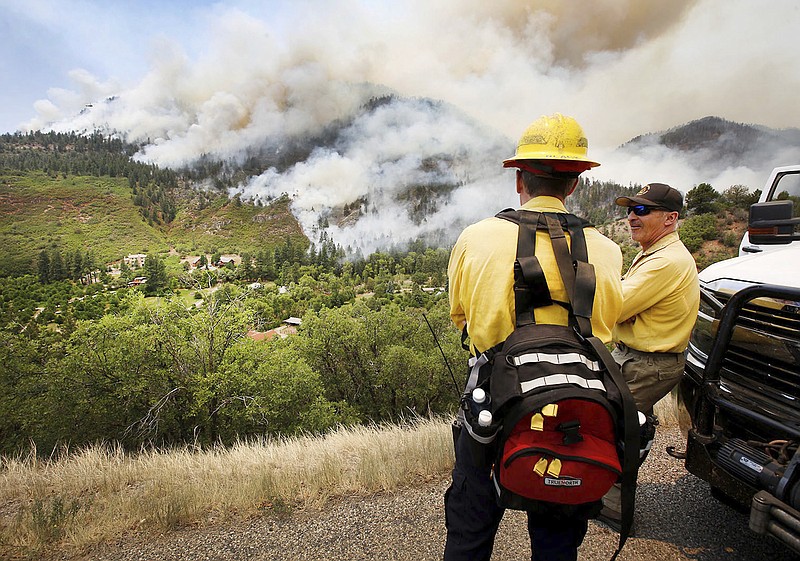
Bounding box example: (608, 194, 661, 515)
(231, 96, 512, 253)
(20, 0, 800, 252)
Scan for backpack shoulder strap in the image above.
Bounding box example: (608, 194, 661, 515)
(498, 208, 595, 332)
(562, 214, 595, 334)
(494, 208, 518, 223)
(539, 212, 595, 336)
(585, 335, 640, 560)
(496, 209, 553, 326)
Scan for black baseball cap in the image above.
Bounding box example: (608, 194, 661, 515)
(614, 183, 683, 212)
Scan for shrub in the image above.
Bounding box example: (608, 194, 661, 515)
(680, 214, 718, 252)
(721, 231, 739, 248)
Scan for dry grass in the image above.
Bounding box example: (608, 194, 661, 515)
(0, 396, 686, 559)
(0, 417, 455, 558)
(654, 386, 690, 436)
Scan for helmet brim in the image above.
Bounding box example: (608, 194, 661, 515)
(503, 157, 600, 172)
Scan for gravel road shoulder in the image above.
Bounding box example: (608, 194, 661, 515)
(51, 426, 798, 561)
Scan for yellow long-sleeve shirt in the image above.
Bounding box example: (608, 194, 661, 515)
(613, 231, 699, 353)
(448, 196, 624, 354)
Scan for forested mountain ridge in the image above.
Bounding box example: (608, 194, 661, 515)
(620, 115, 800, 173)
(625, 115, 800, 152)
(566, 178, 639, 225)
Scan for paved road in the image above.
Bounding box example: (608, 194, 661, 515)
(54, 426, 799, 561)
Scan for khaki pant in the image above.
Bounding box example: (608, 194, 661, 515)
(602, 344, 683, 520)
(602, 483, 622, 516)
(611, 343, 685, 414)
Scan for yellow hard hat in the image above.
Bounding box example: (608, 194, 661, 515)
(503, 113, 600, 173)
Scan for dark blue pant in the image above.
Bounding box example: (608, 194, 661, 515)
(443, 428, 589, 561)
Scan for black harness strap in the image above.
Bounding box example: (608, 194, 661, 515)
(514, 212, 552, 325)
(545, 214, 579, 305)
(499, 209, 596, 329)
(546, 214, 596, 337)
(563, 213, 596, 337)
(585, 335, 640, 561)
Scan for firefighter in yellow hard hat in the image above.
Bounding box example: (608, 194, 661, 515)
(444, 113, 623, 561)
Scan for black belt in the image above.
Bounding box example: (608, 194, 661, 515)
(616, 341, 682, 357)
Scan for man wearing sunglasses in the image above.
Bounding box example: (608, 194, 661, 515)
(611, 183, 699, 414)
(598, 183, 699, 529)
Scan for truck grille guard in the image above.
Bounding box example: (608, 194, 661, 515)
(714, 288, 800, 419)
(691, 284, 800, 554)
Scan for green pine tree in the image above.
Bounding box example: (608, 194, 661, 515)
(143, 254, 168, 295)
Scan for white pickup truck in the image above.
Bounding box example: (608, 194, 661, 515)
(680, 164, 800, 554)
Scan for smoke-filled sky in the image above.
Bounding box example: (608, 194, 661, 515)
(3, 0, 800, 252)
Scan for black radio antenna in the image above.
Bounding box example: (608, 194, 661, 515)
(423, 313, 462, 398)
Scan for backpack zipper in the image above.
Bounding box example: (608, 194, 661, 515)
(503, 446, 621, 475)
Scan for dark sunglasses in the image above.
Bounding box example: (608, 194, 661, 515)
(627, 205, 665, 216)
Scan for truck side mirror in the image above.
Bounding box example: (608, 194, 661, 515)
(747, 200, 800, 245)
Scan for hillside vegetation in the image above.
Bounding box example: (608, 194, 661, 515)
(0, 170, 310, 277)
(165, 193, 305, 256)
(0, 171, 167, 276)
(0, 132, 310, 277)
